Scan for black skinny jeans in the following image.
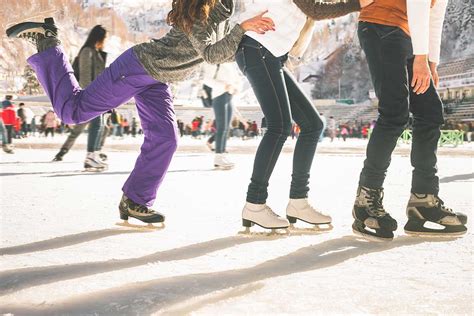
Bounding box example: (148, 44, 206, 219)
(358, 22, 444, 194)
(236, 36, 324, 204)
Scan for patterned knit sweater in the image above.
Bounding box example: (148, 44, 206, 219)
(134, 0, 361, 83)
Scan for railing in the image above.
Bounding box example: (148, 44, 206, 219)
(369, 129, 465, 147)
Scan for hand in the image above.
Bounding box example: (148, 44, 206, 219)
(241, 10, 275, 34)
(359, 0, 374, 8)
(411, 55, 431, 95)
(429, 61, 439, 88)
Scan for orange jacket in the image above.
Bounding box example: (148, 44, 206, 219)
(359, 0, 409, 36)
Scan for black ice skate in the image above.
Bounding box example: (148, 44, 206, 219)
(117, 194, 165, 230)
(52, 149, 68, 162)
(352, 187, 398, 242)
(404, 193, 467, 237)
(6, 17, 58, 49)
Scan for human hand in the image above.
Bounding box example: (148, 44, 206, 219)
(412, 55, 431, 94)
(429, 61, 439, 88)
(359, 0, 375, 8)
(241, 10, 275, 34)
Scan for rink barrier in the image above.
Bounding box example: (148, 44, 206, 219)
(369, 129, 465, 147)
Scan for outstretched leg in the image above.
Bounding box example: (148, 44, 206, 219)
(28, 46, 154, 124)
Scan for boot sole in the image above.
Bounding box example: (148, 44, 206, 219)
(6, 22, 44, 38)
(287, 215, 331, 226)
(242, 218, 289, 230)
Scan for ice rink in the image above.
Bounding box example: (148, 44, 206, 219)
(1, 136, 473, 315)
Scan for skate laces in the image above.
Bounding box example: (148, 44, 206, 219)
(435, 197, 453, 214)
(265, 206, 281, 218)
(128, 199, 155, 214)
(367, 189, 386, 217)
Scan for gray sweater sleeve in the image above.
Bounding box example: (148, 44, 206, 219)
(187, 23, 245, 65)
(293, 0, 361, 21)
(79, 47, 94, 88)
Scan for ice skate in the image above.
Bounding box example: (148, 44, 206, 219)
(2, 144, 14, 154)
(404, 193, 467, 237)
(286, 198, 333, 233)
(240, 202, 290, 236)
(99, 152, 108, 162)
(6, 17, 58, 49)
(352, 186, 398, 242)
(214, 153, 234, 170)
(116, 194, 165, 230)
(52, 149, 67, 162)
(206, 142, 214, 151)
(83, 152, 107, 172)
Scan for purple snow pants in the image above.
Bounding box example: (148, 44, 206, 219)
(28, 46, 178, 207)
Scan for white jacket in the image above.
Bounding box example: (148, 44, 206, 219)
(407, 0, 449, 64)
(240, 0, 307, 57)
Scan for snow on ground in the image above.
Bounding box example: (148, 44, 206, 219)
(0, 138, 473, 315)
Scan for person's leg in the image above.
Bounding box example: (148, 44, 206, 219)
(358, 23, 412, 189)
(236, 42, 292, 204)
(352, 22, 412, 241)
(408, 60, 444, 195)
(27, 47, 151, 125)
(0, 120, 6, 145)
(87, 116, 102, 153)
(283, 69, 331, 226)
(60, 123, 86, 153)
(405, 65, 467, 235)
(212, 93, 227, 154)
(122, 82, 178, 207)
(99, 117, 108, 151)
(222, 94, 233, 152)
(283, 68, 324, 200)
(5, 125, 13, 144)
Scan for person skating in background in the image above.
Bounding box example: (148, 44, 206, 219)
(43, 110, 58, 138)
(202, 62, 242, 169)
(131, 117, 138, 137)
(53, 25, 109, 172)
(327, 116, 337, 142)
(237, 0, 367, 232)
(1, 96, 16, 154)
(1, 97, 17, 153)
(7, 0, 274, 227)
(352, 0, 467, 241)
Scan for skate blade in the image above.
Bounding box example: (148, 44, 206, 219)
(404, 229, 467, 238)
(352, 229, 392, 242)
(116, 220, 165, 231)
(83, 168, 106, 173)
(288, 224, 333, 235)
(214, 165, 234, 171)
(238, 227, 289, 238)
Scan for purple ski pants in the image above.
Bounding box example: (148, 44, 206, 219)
(28, 46, 178, 207)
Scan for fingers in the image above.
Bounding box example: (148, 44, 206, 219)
(258, 10, 269, 17)
(433, 74, 439, 88)
(412, 74, 431, 94)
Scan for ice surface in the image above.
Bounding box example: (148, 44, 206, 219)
(0, 138, 472, 315)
